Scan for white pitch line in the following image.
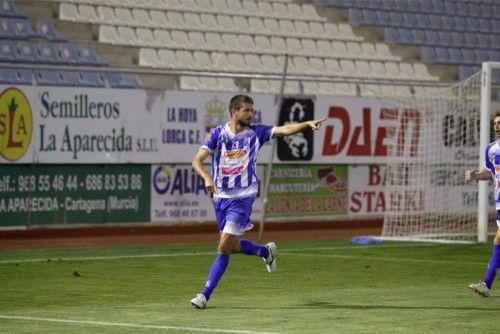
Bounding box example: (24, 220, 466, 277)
(0, 251, 215, 264)
(0, 243, 458, 265)
(285, 252, 487, 266)
(0, 315, 283, 334)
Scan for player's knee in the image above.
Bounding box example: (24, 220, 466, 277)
(217, 242, 232, 254)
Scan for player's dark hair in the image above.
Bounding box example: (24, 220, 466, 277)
(495, 110, 500, 118)
(229, 94, 253, 116)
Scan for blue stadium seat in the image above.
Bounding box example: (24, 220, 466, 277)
(0, 40, 18, 62)
(402, 13, 418, 28)
(453, 17, 466, 32)
(419, 0, 433, 13)
(475, 49, 490, 62)
(9, 18, 33, 39)
(16, 69, 33, 85)
(494, 5, 500, 18)
(466, 18, 480, 33)
(16, 41, 37, 63)
(424, 30, 439, 46)
(0, 0, 26, 18)
(491, 20, 500, 33)
(434, 47, 450, 63)
(438, 31, 453, 47)
(106, 73, 137, 88)
(34, 21, 67, 42)
(451, 32, 465, 48)
(59, 71, 81, 86)
(348, 8, 364, 25)
(458, 66, 477, 81)
(463, 33, 478, 48)
(448, 48, 463, 64)
(488, 50, 500, 61)
(431, 0, 445, 13)
(411, 29, 425, 44)
(467, 2, 481, 17)
(55, 43, 80, 65)
(405, 0, 421, 13)
(461, 49, 477, 65)
(428, 14, 443, 30)
(493, 70, 500, 86)
(0, 68, 32, 85)
(36, 42, 58, 64)
(398, 28, 413, 44)
(444, 1, 458, 15)
(121, 73, 143, 88)
(421, 46, 436, 62)
(35, 70, 64, 86)
(76, 44, 108, 66)
(478, 19, 492, 33)
(384, 27, 400, 43)
(490, 35, 500, 50)
(375, 10, 390, 27)
(480, 4, 492, 18)
(457, 2, 471, 16)
(388, 12, 403, 27)
(0, 17, 16, 38)
(0, 68, 16, 83)
(414, 14, 429, 29)
(363, 9, 379, 26)
(477, 34, 490, 49)
(379, 0, 396, 11)
(441, 16, 455, 31)
(79, 71, 106, 87)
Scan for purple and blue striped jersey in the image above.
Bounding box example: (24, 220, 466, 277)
(201, 122, 274, 198)
(485, 141, 500, 210)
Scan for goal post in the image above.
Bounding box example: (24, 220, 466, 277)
(478, 62, 500, 242)
(380, 61, 500, 244)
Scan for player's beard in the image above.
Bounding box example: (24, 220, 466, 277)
(238, 116, 252, 127)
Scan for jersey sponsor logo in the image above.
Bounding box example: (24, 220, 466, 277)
(224, 149, 247, 159)
(222, 166, 244, 176)
(0, 87, 32, 161)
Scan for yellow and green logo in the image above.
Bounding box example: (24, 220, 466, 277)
(0, 87, 32, 161)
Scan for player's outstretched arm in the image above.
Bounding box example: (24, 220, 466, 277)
(465, 168, 490, 181)
(272, 118, 326, 138)
(192, 148, 217, 195)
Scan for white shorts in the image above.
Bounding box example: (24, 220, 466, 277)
(222, 221, 254, 236)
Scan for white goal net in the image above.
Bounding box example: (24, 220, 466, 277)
(381, 62, 500, 243)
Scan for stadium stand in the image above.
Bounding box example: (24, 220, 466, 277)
(5, 0, 497, 94)
(0, 0, 141, 88)
(315, 0, 499, 81)
(50, 0, 444, 94)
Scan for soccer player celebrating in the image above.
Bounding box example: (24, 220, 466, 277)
(190, 94, 325, 309)
(466, 110, 500, 297)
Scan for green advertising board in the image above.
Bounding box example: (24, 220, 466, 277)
(0, 165, 150, 227)
(267, 165, 348, 218)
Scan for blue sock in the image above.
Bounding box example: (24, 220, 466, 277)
(201, 254, 229, 300)
(239, 239, 269, 258)
(484, 245, 500, 289)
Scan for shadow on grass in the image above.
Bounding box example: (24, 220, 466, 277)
(298, 301, 500, 311)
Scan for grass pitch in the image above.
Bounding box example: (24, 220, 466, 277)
(0, 240, 499, 333)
